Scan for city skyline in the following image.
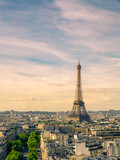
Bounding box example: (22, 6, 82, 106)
(0, 0, 120, 111)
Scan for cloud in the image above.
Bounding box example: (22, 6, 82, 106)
(71, 37, 120, 53)
(0, 0, 119, 111)
(54, 0, 120, 23)
(54, 0, 120, 54)
(0, 37, 74, 62)
(0, 0, 8, 5)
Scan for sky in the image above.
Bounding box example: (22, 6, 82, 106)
(0, 0, 120, 111)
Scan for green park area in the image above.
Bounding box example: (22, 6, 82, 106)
(6, 131, 40, 160)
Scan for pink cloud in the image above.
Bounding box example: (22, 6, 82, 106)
(54, 0, 120, 23)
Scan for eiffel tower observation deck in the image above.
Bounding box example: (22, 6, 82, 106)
(68, 60, 91, 123)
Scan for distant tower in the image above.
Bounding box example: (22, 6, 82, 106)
(68, 60, 90, 123)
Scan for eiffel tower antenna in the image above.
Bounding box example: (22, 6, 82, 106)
(68, 61, 90, 123)
(78, 58, 80, 65)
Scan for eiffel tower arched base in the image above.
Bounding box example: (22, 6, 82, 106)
(68, 114, 80, 123)
(68, 113, 90, 123)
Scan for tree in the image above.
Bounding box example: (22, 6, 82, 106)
(29, 131, 40, 144)
(29, 147, 37, 153)
(5, 150, 22, 160)
(27, 151, 38, 160)
(11, 144, 18, 151)
(17, 139, 24, 151)
(27, 131, 41, 160)
(17, 134, 28, 145)
(27, 137, 37, 149)
(29, 132, 38, 141)
(8, 139, 23, 152)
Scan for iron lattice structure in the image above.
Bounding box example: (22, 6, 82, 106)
(68, 61, 91, 123)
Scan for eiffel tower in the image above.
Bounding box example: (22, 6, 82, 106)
(68, 60, 90, 123)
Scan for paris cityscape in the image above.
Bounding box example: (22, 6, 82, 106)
(0, 0, 120, 160)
